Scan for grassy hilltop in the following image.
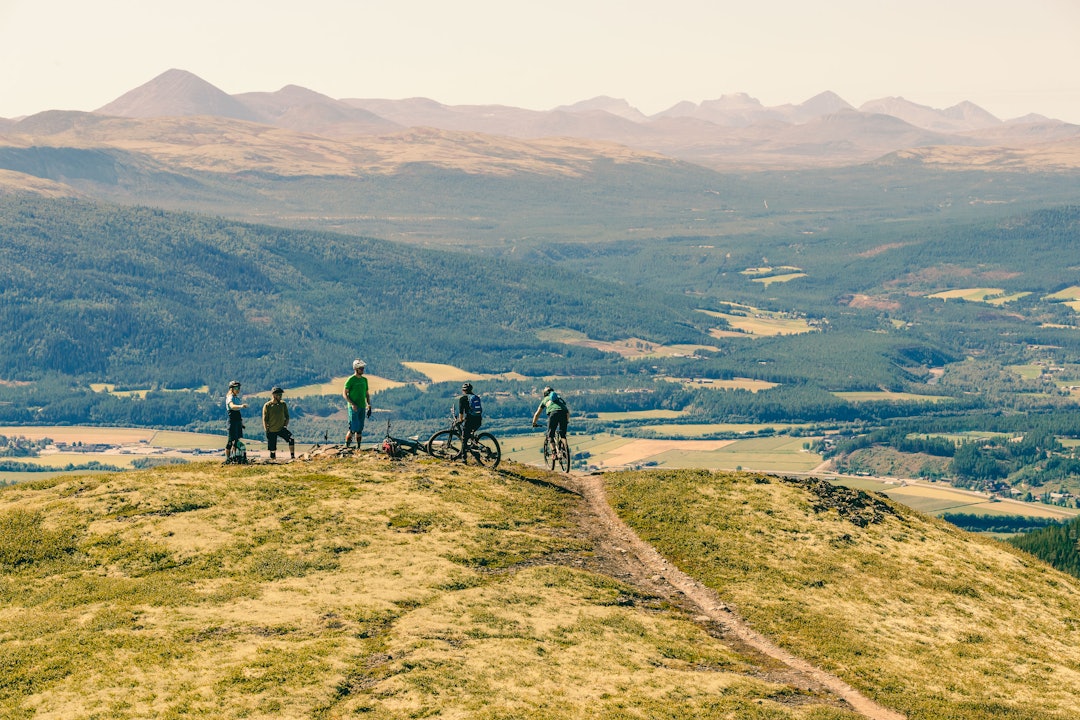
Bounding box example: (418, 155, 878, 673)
(2, 456, 1080, 719)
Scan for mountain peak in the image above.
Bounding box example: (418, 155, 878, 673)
(859, 96, 1001, 132)
(95, 69, 258, 122)
(554, 96, 647, 122)
(942, 100, 1000, 126)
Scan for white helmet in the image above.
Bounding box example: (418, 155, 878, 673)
(352, 359, 366, 370)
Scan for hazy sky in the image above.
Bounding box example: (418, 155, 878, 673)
(2, 0, 1078, 122)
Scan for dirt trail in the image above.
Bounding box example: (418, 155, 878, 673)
(563, 473, 906, 720)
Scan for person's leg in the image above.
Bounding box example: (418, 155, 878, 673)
(462, 417, 481, 463)
(346, 409, 360, 447)
(353, 410, 366, 450)
(267, 431, 278, 459)
(280, 427, 295, 459)
(226, 415, 241, 461)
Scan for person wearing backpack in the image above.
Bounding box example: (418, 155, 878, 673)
(224, 380, 248, 463)
(455, 382, 483, 463)
(532, 386, 569, 446)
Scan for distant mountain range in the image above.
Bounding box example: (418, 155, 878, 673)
(11, 68, 1076, 171)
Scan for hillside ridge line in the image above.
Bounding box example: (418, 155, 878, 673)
(570, 472, 906, 720)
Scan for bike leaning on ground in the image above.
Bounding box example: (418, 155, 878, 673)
(427, 413, 501, 468)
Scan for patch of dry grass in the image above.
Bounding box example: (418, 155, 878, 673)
(606, 469, 1080, 720)
(0, 458, 858, 719)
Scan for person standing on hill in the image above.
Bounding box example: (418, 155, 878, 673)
(262, 386, 295, 460)
(343, 359, 372, 448)
(225, 380, 247, 462)
(455, 382, 483, 463)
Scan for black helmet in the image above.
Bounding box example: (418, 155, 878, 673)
(271, 386, 284, 395)
(462, 382, 473, 393)
(543, 386, 554, 395)
(229, 380, 241, 389)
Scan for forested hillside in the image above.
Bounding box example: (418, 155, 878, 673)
(1009, 516, 1080, 578)
(0, 196, 715, 388)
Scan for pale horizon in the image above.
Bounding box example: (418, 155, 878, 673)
(2, 0, 1078, 123)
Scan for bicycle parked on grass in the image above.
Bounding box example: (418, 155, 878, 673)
(426, 413, 501, 468)
(380, 420, 429, 459)
(542, 429, 571, 473)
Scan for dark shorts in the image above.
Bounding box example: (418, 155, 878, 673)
(462, 415, 482, 438)
(348, 407, 366, 434)
(266, 427, 294, 452)
(547, 409, 568, 439)
(227, 411, 244, 444)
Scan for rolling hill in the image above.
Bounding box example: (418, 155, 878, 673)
(2, 455, 1078, 718)
(0, 195, 718, 389)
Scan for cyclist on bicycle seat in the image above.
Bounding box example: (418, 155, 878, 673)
(455, 382, 483, 463)
(532, 386, 569, 443)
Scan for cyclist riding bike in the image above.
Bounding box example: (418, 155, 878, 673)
(531, 386, 569, 445)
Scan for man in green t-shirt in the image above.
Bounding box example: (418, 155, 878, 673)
(343, 359, 372, 448)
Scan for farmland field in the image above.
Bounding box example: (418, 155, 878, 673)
(832, 390, 952, 403)
(1045, 286, 1080, 311)
(249, 373, 406, 398)
(0, 425, 242, 469)
(641, 422, 805, 436)
(697, 308, 816, 337)
(752, 272, 807, 286)
(594, 409, 685, 421)
(833, 476, 1080, 520)
(536, 328, 716, 358)
(926, 287, 1033, 305)
(401, 361, 528, 383)
(928, 288, 1004, 302)
(0, 425, 156, 443)
(89, 384, 210, 398)
(505, 432, 820, 473)
(660, 377, 779, 392)
(1008, 364, 1044, 380)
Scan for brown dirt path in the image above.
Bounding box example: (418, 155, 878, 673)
(562, 472, 906, 720)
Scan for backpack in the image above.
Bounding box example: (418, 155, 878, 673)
(226, 440, 248, 465)
(381, 436, 404, 459)
(547, 392, 568, 412)
(466, 393, 483, 416)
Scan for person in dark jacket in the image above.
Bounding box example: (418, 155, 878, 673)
(455, 382, 483, 463)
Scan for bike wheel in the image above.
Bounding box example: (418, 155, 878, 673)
(427, 429, 461, 460)
(557, 437, 571, 473)
(543, 436, 555, 470)
(472, 432, 501, 468)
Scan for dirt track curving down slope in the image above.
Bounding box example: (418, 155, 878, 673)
(562, 473, 906, 720)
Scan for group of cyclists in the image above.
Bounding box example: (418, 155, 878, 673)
(224, 358, 571, 466)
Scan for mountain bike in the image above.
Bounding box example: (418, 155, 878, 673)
(542, 430, 571, 473)
(380, 420, 429, 459)
(426, 414, 501, 468)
